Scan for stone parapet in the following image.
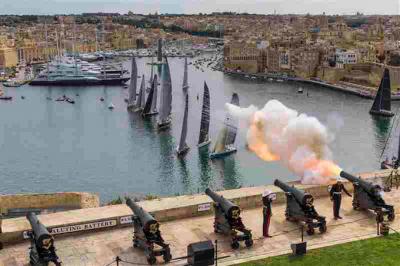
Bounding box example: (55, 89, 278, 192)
(0, 192, 100, 215)
(0, 169, 391, 246)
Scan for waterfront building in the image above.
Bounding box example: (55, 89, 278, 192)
(335, 49, 358, 68)
(0, 46, 18, 69)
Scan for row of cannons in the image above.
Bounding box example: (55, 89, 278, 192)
(25, 170, 395, 265)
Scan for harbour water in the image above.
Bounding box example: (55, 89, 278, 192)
(0, 55, 398, 202)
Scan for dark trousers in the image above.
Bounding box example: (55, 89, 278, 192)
(263, 207, 271, 237)
(333, 193, 342, 217)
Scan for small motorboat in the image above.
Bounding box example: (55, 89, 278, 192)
(66, 98, 75, 104)
(100, 97, 104, 102)
(298, 87, 304, 94)
(0, 96, 12, 100)
(56, 96, 66, 102)
(108, 103, 115, 109)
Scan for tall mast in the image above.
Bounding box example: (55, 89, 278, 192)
(55, 29, 60, 62)
(73, 20, 77, 75)
(95, 26, 98, 52)
(45, 22, 49, 79)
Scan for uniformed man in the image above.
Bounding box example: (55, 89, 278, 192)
(330, 179, 351, 219)
(262, 190, 276, 237)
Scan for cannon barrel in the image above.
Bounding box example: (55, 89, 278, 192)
(26, 212, 53, 249)
(274, 179, 313, 206)
(340, 171, 376, 193)
(205, 188, 240, 218)
(126, 198, 158, 230)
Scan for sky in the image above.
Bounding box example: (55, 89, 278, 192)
(0, 0, 399, 15)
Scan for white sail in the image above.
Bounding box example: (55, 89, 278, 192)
(148, 57, 154, 87)
(157, 57, 172, 128)
(151, 74, 158, 113)
(135, 75, 146, 111)
(128, 56, 137, 108)
(211, 93, 240, 156)
(213, 127, 228, 153)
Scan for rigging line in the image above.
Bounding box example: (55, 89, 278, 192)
(380, 106, 400, 160)
(103, 259, 117, 266)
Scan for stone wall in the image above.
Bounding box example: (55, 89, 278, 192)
(0, 170, 391, 245)
(0, 192, 99, 215)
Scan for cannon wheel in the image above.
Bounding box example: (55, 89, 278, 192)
(285, 209, 291, 221)
(231, 241, 240, 250)
(388, 212, 395, 222)
(306, 225, 315, 235)
(163, 251, 172, 263)
(245, 239, 253, 248)
(352, 200, 360, 210)
(319, 223, 327, 234)
(147, 255, 157, 265)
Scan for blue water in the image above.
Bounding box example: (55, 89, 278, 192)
(0, 56, 398, 202)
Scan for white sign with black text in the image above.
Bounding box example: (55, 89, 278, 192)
(51, 220, 117, 235)
(120, 216, 133, 224)
(198, 203, 211, 212)
(22, 220, 117, 238)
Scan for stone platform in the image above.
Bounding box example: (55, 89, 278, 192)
(0, 169, 397, 265)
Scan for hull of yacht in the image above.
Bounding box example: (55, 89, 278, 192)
(209, 146, 237, 159)
(29, 77, 129, 86)
(197, 139, 211, 148)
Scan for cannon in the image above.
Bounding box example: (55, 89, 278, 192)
(126, 198, 172, 264)
(26, 212, 61, 266)
(205, 188, 253, 249)
(340, 171, 395, 222)
(274, 179, 327, 235)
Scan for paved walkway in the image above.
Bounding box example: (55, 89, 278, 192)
(1, 189, 400, 266)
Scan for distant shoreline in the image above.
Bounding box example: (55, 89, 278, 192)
(224, 70, 400, 101)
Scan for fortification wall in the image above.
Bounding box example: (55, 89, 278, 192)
(0, 170, 391, 246)
(0, 192, 100, 215)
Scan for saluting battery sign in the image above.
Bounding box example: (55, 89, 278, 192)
(23, 220, 117, 238)
(50, 220, 117, 235)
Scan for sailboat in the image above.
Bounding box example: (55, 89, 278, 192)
(127, 56, 137, 110)
(198, 82, 211, 148)
(209, 93, 240, 159)
(147, 58, 154, 93)
(157, 57, 172, 130)
(182, 57, 189, 93)
(176, 93, 190, 156)
(370, 68, 394, 117)
(135, 74, 146, 112)
(142, 74, 159, 117)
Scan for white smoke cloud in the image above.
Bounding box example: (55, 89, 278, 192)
(227, 99, 339, 184)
